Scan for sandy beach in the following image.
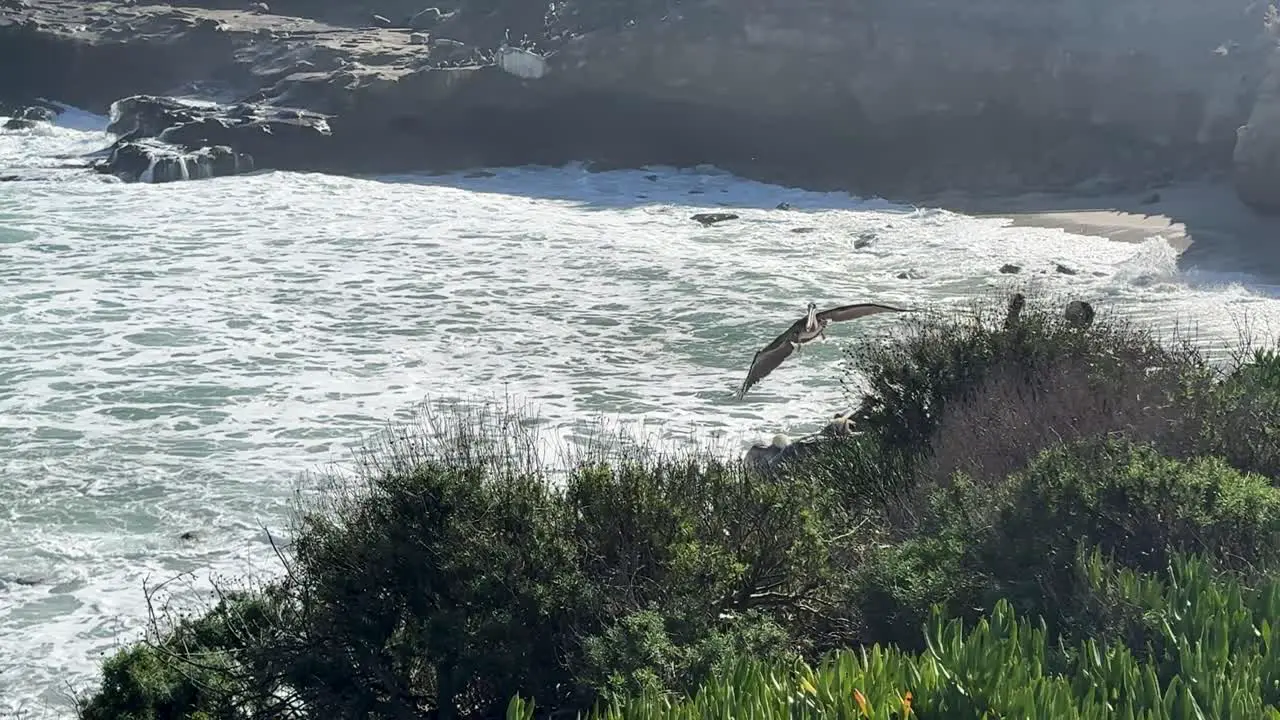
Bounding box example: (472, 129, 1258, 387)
(927, 181, 1280, 286)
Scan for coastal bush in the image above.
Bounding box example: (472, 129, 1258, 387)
(511, 552, 1280, 719)
(77, 295, 1280, 719)
(74, 589, 289, 720)
(972, 438, 1280, 629)
(842, 290, 1209, 485)
(847, 437, 1280, 650)
(78, 400, 860, 719)
(1191, 345, 1280, 480)
(839, 290, 1280, 504)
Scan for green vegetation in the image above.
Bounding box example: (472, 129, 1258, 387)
(75, 290, 1280, 719)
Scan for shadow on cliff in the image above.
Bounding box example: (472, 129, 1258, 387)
(365, 163, 911, 214)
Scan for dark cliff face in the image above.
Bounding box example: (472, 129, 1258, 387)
(0, 21, 243, 112)
(537, 0, 1270, 193)
(1, 0, 1275, 202)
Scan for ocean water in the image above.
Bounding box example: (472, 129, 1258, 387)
(3, 108, 1280, 716)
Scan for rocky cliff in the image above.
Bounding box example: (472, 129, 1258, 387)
(2, 0, 1277, 207)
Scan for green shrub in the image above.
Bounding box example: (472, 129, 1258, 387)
(80, 400, 860, 719)
(842, 290, 1206, 464)
(1192, 346, 1280, 480)
(518, 553, 1280, 719)
(834, 290, 1280, 529)
(976, 438, 1280, 631)
(78, 296, 1280, 720)
(848, 437, 1280, 650)
(75, 590, 285, 720)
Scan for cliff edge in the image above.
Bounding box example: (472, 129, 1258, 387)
(2, 0, 1278, 207)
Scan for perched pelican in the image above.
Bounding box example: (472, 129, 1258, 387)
(1064, 300, 1096, 329)
(745, 433, 793, 469)
(1004, 293, 1026, 330)
(738, 301, 910, 398)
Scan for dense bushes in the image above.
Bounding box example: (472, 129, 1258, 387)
(78, 401, 864, 719)
(518, 552, 1280, 719)
(76, 290, 1280, 719)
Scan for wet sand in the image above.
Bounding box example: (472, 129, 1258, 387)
(926, 181, 1280, 286)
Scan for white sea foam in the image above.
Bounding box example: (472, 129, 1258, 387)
(2, 108, 1280, 716)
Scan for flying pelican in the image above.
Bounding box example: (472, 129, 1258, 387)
(737, 301, 910, 398)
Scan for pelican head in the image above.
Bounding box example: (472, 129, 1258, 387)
(802, 301, 820, 331)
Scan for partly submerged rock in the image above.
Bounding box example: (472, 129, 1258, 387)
(691, 212, 739, 226)
(2, 104, 57, 130)
(97, 95, 329, 182)
(95, 138, 254, 183)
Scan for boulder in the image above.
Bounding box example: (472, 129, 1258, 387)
(691, 212, 739, 226)
(96, 94, 329, 182)
(2, 104, 57, 130)
(1233, 47, 1280, 214)
(94, 138, 254, 183)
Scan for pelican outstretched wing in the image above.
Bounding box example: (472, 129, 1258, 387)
(816, 302, 911, 324)
(738, 317, 806, 397)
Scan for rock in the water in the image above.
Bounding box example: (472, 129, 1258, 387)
(409, 32, 430, 45)
(1054, 263, 1078, 275)
(2, 104, 57, 130)
(691, 212, 739, 226)
(107, 95, 203, 140)
(98, 95, 329, 182)
(999, 264, 1022, 274)
(854, 231, 876, 248)
(95, 139, 254, 183)
(775, 201, 793, 210)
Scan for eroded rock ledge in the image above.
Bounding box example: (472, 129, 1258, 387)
(3, 0, 1279, 207)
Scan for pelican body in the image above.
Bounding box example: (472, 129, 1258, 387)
(737, 301, 910, 398)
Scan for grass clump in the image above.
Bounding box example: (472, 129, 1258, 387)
(76, 290, 1280, 719)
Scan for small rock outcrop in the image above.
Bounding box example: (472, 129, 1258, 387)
(691, 212, 739, 226)
(1234, 47, 1280, 214)
(2, 103, 56, 129)
(96, 138, 254, 183)
(94, 95, 330, 182)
